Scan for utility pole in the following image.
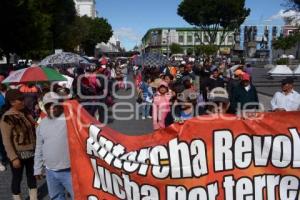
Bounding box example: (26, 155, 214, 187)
(167, 29, 170, 58)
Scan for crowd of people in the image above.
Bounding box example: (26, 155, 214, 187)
(0, 55, 299, 200)
(135, 58, 300, 130)
(0, 56, 131, 200)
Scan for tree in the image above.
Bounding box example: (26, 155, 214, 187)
(187, 48, 194, 55)
(0, 0, 77, 62)
(77, 16, 113, 56)
(39, 0, 77, 50)
(272, 35, 297, 54)
(0, 0, 50, 62)
(170, 43, 183, 54)
(178, 0, 250, 46)
(0, 0, 113, 61)
(195, 45, 218, 56)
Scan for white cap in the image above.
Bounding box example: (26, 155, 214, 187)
(43, 92, 60, 106)
(208, 87, 229, 102)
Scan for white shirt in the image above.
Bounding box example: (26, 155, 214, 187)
(34, 114, 70, 175)
(271, 90, 300, 111)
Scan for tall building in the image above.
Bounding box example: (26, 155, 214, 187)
(142, 27, 234, 55)
(74, 0, 97, 19)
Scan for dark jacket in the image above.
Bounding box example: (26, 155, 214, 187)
(227, 79, 241, 99)
(230, 84, 259, 113)
(207, 77, 225, 91)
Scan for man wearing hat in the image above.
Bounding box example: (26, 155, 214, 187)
(271, 77, 300, 112)
(207, 87, 231, 114)
(230, 73, 259, 113)
(201, 67, 225, 102)
(227, 69, 244, 101)
(34, 92, 74, 200)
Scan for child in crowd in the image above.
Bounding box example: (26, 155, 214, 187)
(152, 81, 171, 130)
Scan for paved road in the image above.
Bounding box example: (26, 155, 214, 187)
(252, 67, 300, 96)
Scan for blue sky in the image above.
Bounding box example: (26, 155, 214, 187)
(96, 0, 286, 50)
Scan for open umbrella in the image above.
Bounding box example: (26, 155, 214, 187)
(39, 52, 91, 68)
(134, 53, 169, 66)
(2, 66, 67, 83)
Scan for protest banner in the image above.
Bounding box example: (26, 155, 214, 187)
(65, 101, 300, 200)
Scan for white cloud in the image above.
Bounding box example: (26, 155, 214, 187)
(269, 9, 300, 25)
(114, 27, 141, 42)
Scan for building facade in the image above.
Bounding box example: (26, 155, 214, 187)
(141, 28, 235, 55)
(95, 36, 124, 56)
(74, 0, 97, 19)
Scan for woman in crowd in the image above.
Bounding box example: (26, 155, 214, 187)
(1, 89, 37, 200)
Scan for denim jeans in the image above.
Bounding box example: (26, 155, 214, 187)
(141, 102, 151, 117)
(46, 169, 74, 200)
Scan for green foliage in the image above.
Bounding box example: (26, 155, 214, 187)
(77, 16, 113, 56)
(276, 58, 289, 65)
(272, 35, 297, 53)
(178, 0, 250, 45)
(195, 45, 218, 56)
(0, 0, 113, 61)
(187, 48, 194, 55)
(0, 0, 44, 58)
(170, 43, 183, 54)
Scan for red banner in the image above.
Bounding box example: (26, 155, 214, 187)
(64, 100, 300, 200)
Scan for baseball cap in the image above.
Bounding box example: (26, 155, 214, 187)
(5, 89, 24, 102)
(241, 73, 251, 81)
(208, 87, 229, 103)
(43, 92, 60, 106)
(210, 65, 218, 73)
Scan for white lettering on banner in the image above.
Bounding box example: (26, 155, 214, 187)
(90, 159, 159, 200)
(86, 125, 208, 179)
(84, 125, 300, 199)
(223, 175, 300, 200)
(213, 129, 300, 171)
(166, 183, 218, 200)
(150, 146, 170, 179)
(254, 175, 266, 200)
(253, 136, 272, 166)
(87, 196, 98, 200)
